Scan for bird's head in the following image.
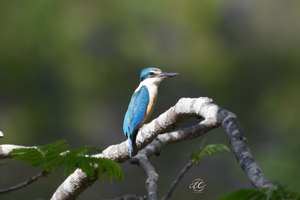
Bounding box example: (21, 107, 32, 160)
(139, 68, 178, 83)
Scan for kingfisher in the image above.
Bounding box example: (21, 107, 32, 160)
(123, 68, 179, 158)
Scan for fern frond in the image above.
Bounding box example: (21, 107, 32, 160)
(218, 188, 266, 200)
(218, 183, 300, 200)
(190, 139, 229, 165)
(10, 140, 123, 182)
(200, 144, 230, 157)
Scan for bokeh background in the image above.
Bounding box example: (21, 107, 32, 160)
(1, 0, 299, 199)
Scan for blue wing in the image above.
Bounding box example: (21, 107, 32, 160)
(123, 85, 149, 139)
(123, 85, 149, 158)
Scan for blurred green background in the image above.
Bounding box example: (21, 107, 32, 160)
(0, 0, 299, 199)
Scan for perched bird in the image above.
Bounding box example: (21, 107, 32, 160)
(123, 68, 179, 158)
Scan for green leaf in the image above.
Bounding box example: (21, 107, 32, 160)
(218, 183, 300, 200)
(218, 188, 266, 200)
(200, 144, 230, 157)
(10, 140, 123, 181)
(190, 139, 230, 165)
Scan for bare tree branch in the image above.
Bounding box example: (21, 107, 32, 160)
(0, 170, 46, 194)
(131, 155, 159, 200)
(49, 97, 272, 199)
(221, 113, 273, 188)
(96, 97, 218, 162)
(0, 97, 273, 199)
(51, 168, 97, 200)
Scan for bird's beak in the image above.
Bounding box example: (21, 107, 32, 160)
(157, 72, 179, 79)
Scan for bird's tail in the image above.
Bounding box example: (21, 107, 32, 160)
(129, 137, 132, 158)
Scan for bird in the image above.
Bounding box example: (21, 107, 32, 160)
(123, 68, 179, 158)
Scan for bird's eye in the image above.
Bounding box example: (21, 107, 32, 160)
(149, 72, 155, 76)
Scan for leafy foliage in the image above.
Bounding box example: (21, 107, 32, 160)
(10, 140, 123, 181)
(218, 183, 300, 200)
(218, 188, 267, 200)
(190, 138, 230, 165)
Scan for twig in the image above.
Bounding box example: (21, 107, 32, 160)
(0, 170, 46, 194)
(160, 159, 196, 200)
(131, 155, 159, 200)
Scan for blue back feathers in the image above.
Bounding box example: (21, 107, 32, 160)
(123, 85, 149, 139)
(123, 85, 150, 158)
